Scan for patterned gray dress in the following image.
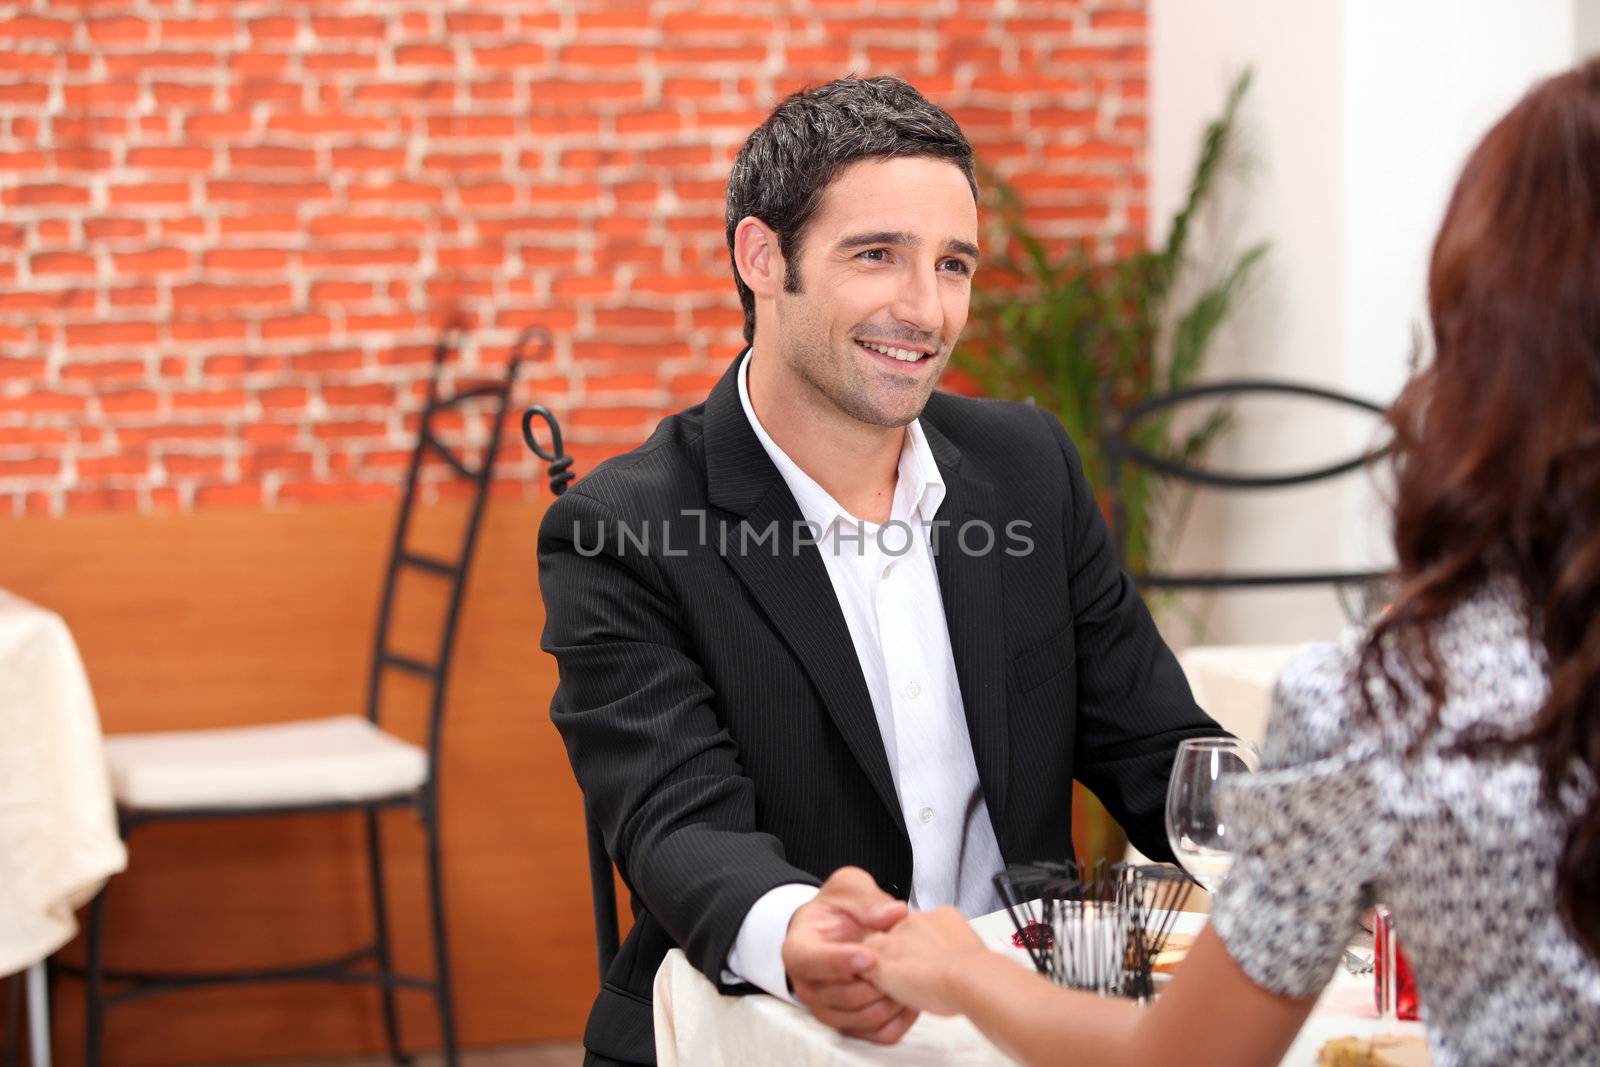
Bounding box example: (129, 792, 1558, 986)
(1210, 578, 1600, 1066)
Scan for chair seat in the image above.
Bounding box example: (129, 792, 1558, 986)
(104, 715, 429, 812)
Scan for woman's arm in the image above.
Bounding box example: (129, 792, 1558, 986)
(867, 908, 1317, 1067)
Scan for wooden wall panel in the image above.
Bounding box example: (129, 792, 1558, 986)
(0, 499, 599, 1066)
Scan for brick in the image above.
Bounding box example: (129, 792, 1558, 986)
(108, 423, 227, 448)
(247, 17, 297, 41)
(473, 43, 548, 68)
(231, 145, 317, 169)
(77, 453, 150, 478)
(171, 390, 248, 412)
(185, 112, 254, 136)
(1090, 8, 1146, 30)
(0, 83, 49, 105)
(202, 248, 291, 271)
(330, 146, 409, 169)
(0, 358, 46, 381)
(172, 282, 293, 310)
(303, 52, 379, 73)
(109, 182, 191, 205)
(0, 392, 86, 417)
(347, 181, 444, 204)
(0, 150, 47, 171)
(61, 359, 147, 382)
(105, 52, 217, 76)
(218, 213, 299, 236)
(260, 314, 332, 340)
(0, 426, 68, 446)
(323, 384, 395, 407)
(54, 148, 115, 173)
(0, 457, 61, 478)
(128, 146, 214, 170)
(257, 387, 309, 410)
(173, 320, 250, 343)
(301, 247, 420, 268)
(5, 184, 90, 208)
(64, 83, 140, 108)
(421, 151, 502, 173)
(195, 482, 263, 508)
(161, 453, 227, 477)
(288, 348, 363, 372)
(308, 280, 375, 303)
(111, 247, 190, 273)
(32, 252, 97, 276)
(207, 180, 334, 202)
(66, 488, 141, 512)
(159, 18, 235, 41)
(65, 322, 159, 347)
(396, 43, 455, 67)
(446, 13, 505, 34)
(0, 16, 74, 42)
(311, 16, 384, 37)
(87, 16, 150, 44)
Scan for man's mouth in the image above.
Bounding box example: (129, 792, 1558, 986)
(855, 338, 934, 364)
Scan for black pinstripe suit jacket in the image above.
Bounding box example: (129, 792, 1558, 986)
(537, 352, 1223, 1063)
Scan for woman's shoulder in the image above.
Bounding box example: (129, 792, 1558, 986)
(1264, 576, 1543, 769)
(1263, 637, 1369, 770)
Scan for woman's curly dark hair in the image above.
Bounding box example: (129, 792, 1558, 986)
(1359, 57, 1600, 958)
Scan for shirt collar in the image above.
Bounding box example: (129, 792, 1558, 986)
(736, 348, 945, 532)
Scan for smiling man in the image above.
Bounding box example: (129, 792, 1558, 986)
(538, 77, 1225, 1067)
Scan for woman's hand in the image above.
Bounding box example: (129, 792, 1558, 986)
(864, 906, 991, 1016)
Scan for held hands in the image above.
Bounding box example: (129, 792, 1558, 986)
(864, 906, 989, 1017)
(781, 866, 916, 1043)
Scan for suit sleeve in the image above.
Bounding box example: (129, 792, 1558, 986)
(538, 487, 822, 990)
(1034, 406, 1231, 861)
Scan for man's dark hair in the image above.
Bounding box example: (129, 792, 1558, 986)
(724, 76, 977, 344)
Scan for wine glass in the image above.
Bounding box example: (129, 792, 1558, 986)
(1164, 737, 1260, 893)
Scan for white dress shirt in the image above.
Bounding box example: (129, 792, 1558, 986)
(723, 350, 1005, 1000)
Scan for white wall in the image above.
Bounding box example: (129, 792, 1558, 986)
(1147, 0, 1578, 647)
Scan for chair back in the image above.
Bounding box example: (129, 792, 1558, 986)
(1102, 378, 1391, 617)
(364, 324, 545, 785)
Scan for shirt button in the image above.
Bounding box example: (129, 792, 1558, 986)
(904, 681, 921, 700)
(919, 806, 935, 824)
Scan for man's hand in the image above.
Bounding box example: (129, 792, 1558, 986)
(781, 866, 917, 1043)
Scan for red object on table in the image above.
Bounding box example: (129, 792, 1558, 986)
(1375, 929, 1421, 1021)
(1011, 921, 1054, 951)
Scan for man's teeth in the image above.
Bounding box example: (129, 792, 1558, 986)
(859, 340, 926, 362)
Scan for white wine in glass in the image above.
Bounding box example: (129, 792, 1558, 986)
(1165, 737, 1260, 893)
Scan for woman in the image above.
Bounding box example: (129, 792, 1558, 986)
(865, 58, 1600, 1066)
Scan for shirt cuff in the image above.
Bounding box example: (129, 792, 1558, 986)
(721, 883, 821, 1002)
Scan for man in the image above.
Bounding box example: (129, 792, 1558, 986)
(538, 76, 1224, 1067)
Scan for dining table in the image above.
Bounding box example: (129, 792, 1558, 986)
(0, 588, 128, 1067)
(653, 903, 1428, 1066)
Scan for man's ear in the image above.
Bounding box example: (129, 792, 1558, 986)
(733, 216, 785, 298)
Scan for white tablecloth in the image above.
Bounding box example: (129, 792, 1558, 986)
(0, 589, 127, 976)
(654, 908, 1427, 1066)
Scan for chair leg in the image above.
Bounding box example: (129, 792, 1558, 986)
(84, 887, 107, 1067)
(5, 970, 20, 1067)
(365, 808, 408, 1065)
(422, 800, 458, 1067)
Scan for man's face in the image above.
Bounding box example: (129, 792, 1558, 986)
(771, 156, 979, 429)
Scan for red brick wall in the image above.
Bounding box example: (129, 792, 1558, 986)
(0, 1, 1147, 515)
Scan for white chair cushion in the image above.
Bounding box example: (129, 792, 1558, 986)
(104, 715, 429, 811)
(1177, 643, 1306, 746)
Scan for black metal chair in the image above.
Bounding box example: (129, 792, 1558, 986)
(1102, 378, 1392, 617)
(78, 323, 549, 1067)
(516, 409, 619, 982)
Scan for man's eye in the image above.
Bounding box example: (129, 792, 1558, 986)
(860, 248, 889, 262)
(940, 258, 971, 275)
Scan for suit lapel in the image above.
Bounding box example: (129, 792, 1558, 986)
(921, 419, 1011, 836)
(704, 355, 906, 835)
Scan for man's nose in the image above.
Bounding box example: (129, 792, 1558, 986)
(890, 265, 942, 335)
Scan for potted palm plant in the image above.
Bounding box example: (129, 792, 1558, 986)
(962, 71, 1264, 581)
